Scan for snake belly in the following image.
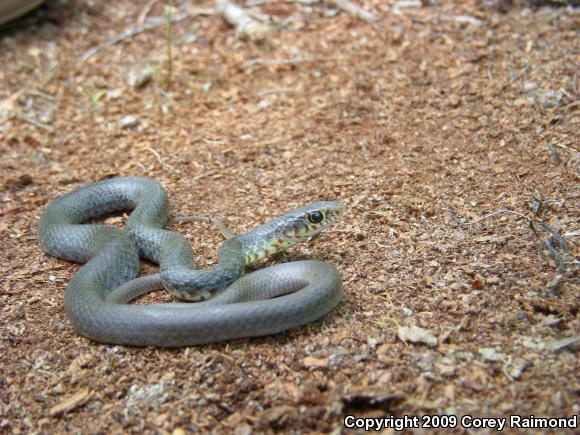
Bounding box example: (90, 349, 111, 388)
(38, 177, 343, 347)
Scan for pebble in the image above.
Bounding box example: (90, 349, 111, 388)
(479, 347, 506, 362)
(128, 67, 155, 89)
(504, 358, 529, 380)
(119, 115, 139, 129)
(537, 90, 563, 108)
(367, 337, 379, 349)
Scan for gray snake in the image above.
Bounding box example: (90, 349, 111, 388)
(38, 177, 344, 347)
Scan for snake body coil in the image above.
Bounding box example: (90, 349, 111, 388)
(38, 177, 344, 347)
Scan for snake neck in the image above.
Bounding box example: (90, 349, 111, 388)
(236, 219, 310, 265)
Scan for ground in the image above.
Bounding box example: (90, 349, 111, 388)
(0, 0, 578, 433)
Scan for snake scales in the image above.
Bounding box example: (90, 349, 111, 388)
(38, 177, 344, 347)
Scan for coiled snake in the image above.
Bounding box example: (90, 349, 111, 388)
(38, 177, 344, 347)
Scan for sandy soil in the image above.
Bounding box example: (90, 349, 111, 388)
(0, 0, 578, 433)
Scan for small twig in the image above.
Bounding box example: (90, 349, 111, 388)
(542, 238, 565, 274)
(245, 0, 270, 6)
(530, 190, 545, 217)
(539, 223, 568, 250)
(440, 15, 483, 26)
(539, 223, 568, 257)
(447, 208, 531, 226)
(192, 169, 219, 180)
(448, 200, 572, 296)
(534, 224, 568, 295)
(244, 55, 343, 69)
(146, 147, 175, 171)
(138, 0, 157, 24)
(0, 63, 58, 127)
(327, 0, 378, 23)
(546, 273, 564, 293)
(173, 215, 235, 239)
(216, 0, 271, 42)
(252, 87, 293, 97)
(29, 90, 56, 101)
(393, 0, 422, 8)
(244, 57, 313, 68)
(378, 292, 409, 347)
(39, 62, 58, 88)
(548, 336, 580, 353)
(13, 111, 54, 132)
(0, 205, 24, 217)
(173, 215, 212, 223)
(147, 147, 163, 164)
(82, 9, 213, 62)
(527, 193, 562, 212)
(166, 0, 174, 91)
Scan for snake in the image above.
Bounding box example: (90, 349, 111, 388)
(38, 177, 344, 347)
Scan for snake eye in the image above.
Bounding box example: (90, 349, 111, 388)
(307, 211, 324, 223)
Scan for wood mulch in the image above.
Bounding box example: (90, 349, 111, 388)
(0, 0, 578, 433)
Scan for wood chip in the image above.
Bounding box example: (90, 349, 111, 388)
(48, 389, 92, 417)
(302, 356, 328, 369)
(397, 325, 438, 347)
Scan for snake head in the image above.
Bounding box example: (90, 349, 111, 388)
(280, 201, 345, 241)
(239, 201, 345, 264)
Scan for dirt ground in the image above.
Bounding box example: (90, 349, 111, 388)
(0, 0, 578, 433)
